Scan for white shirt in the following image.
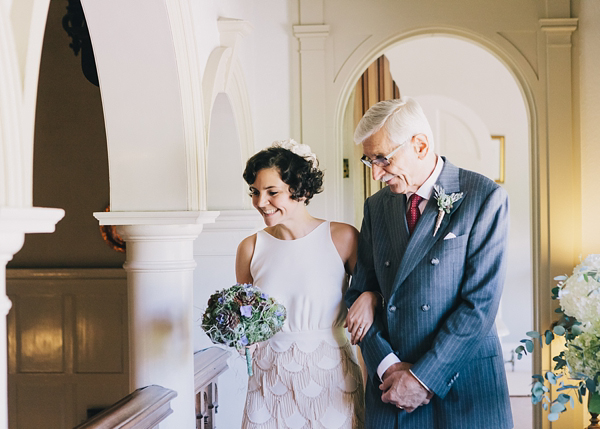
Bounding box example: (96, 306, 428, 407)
(376, 156, 445, 390)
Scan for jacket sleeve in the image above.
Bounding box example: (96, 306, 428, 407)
(410, 186, 510, 398)
(345, 199, 395, 381)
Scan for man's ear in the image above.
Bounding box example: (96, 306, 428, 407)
(413, 134, 430, 159)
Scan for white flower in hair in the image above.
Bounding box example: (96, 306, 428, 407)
(271, 139, 318, 169)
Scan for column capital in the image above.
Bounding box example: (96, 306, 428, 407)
(293, 24, 330, 39)
(93, 210, 220, 226)
(0, 207, 65, 258)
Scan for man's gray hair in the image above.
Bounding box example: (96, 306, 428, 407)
(354, 97, 435, 150)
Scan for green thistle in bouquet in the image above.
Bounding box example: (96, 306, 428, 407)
(202, 283, 286, 375)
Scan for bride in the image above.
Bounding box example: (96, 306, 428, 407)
(236, 139, 379, 429)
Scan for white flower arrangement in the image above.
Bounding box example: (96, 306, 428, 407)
(557, 254, 600, 325)
(517, 254, 600, 422)
(271, 139, 318, 169)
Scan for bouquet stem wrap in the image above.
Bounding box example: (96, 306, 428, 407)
(245, 347, 253, 376)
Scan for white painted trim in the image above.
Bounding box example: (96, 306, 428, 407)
(0, 7, 23, 207)
(0, 207, 65, 234)
(20, 0, 51, 202)
(165, 0, 207, 211)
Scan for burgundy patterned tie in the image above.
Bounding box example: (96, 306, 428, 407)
(407, 194, 423, 235)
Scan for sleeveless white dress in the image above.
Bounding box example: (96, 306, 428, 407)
(242, 221, 365, 429)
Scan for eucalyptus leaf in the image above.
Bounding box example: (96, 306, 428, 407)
(532, 374, 544, 382)
(525, 339, 534, 353)
(532, 381, 547, 397)
(547, 412, 560, 421)
(554, 307, 563, 313)
(545, 330, 554, 345)
(557, 393, 570, 404)
(546, 372, 557, 385)
(550, 402, 566, 413)
(554, 325, 566, 336)
(526, 331, 540, 339)
(571, 325, 583, 336)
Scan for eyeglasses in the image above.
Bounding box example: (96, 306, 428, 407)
(360, 140, 406, 168)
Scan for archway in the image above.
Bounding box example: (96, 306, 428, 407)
(336, 29, 538, 428)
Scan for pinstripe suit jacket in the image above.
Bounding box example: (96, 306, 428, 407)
(346, 159, 513, 429)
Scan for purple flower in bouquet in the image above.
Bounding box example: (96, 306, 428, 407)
(201, 283, 287, 375)
(240, 305, 253, 318)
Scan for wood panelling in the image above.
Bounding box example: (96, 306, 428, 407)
(7, 269, 129, 429)
(353, 55, 401, 201)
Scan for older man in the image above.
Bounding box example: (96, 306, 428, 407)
(346, 97, 513, 428)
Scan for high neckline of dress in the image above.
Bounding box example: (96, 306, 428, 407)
(261, 220, 327, 242)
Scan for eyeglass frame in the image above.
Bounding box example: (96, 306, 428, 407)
(360, 137, 411, 168)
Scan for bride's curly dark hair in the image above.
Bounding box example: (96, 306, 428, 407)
(243, 147, 324, 205)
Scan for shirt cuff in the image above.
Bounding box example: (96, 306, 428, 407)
(377, 353, 401, 380)
(409, 369, 432, 393)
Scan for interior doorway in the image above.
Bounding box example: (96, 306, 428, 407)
(344, 35, 533, 428)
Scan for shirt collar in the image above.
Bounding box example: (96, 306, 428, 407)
(407, 155, 444, 201)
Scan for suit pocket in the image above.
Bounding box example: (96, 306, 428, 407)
(472, 335, 502, 359)
(439, 233, 468, 250)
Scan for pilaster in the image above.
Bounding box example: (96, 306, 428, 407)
(539, 17, 580, 429)
(293, 23, 332, 218)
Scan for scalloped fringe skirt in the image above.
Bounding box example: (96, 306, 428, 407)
(242, 328, 365, 429)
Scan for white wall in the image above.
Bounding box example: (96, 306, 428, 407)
(191, 0, 295, 153)
(577, 0, 600, 256)
(384, 36, 532, 346)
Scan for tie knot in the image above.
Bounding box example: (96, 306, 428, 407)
(409, 194, 423, 209)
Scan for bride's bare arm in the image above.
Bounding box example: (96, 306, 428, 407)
(235, 234, 257, 284)
(330, 222, 380, 344)
(330, 222, 359, 275)
(346, 291, 382, 345)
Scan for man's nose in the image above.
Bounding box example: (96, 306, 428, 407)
(372, 164, 385, 181)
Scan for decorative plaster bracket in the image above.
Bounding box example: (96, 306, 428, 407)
(540, 18, 578, 45)
(293, 24, 330, 51)
(203, 18, 253, 109)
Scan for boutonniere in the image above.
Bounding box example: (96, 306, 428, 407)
(433, 184, 464, 237)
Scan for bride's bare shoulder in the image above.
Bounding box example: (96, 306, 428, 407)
(329, 222, 359, 247)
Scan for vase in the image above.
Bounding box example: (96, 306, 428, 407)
(589, 393, 600, 429)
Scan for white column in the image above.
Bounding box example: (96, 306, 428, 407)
(94, 211, 218, 429)
(0, 207, 64, 429)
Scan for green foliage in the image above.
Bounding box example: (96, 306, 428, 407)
(517, 268, 599, 422)
(201, 283, 286, 349)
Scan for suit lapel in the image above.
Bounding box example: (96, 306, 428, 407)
(392, 159, 465, 288)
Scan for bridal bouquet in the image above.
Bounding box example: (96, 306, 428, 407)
(202, 283, 286, 375)
(517, 254, 600, 422)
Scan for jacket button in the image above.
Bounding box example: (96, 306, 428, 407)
(431, 258, 440, 265)
(389, 305, 396, 312)
(421, 304, 430, 311)
(384, 260, 391, 267)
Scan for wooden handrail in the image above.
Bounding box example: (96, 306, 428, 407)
(194, 347, 231, 392)
(73, 385, 176, 429)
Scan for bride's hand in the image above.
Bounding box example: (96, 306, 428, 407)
(238, 343, 260, 357)
(345, 291, 381, 345)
